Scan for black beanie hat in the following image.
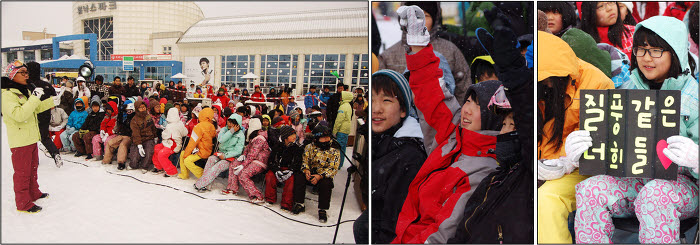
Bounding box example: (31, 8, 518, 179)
(465, 80, 503, 131)
(279, 126, 296, 141)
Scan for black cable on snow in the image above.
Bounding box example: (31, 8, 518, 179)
(61, 158, 355, 228)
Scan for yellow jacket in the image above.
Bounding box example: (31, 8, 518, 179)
(537, 31, 614, 160)
(183, 108, 216, 159)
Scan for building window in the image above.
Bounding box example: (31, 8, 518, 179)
(303, 54, 345, 92)
(144, 66, 172, 81)
(352, 54, 369, 91)
(83, 17, 113, 60)
(260, 54, 298, 91)
(23, 52, 35, 63)
(41, 50, 53, 61)
(6, 52, 18, 63)
(59, 48, 72, 57)
(163, 46, 172, 55)
(220, 55, 256, 89)
(95, 66, 140, 85)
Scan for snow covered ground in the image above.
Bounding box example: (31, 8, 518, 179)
(1, 122, 362, 243)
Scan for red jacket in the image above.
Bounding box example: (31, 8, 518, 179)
(663, 2, 694, 21)
(250, 91, 266, 102)
(186, 118, 198, 136)
(100, 101, 118, 136)
(392, 45, 498, 244)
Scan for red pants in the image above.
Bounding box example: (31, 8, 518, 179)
(152, 143, 177, 175)
(11, 143, 42, 211)
(264, 168, 295, 210)
(49, 129, 65, 149)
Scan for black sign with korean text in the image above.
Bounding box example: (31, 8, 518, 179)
(579, 89, 680, 180)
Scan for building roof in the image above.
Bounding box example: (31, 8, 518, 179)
(177, 7, 367, 44)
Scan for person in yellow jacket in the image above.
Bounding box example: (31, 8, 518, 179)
(536, 31, 615, 243)
(178, 107, 217, 179)
(2, 61, 57, 213)
(332, 90, 353, 167)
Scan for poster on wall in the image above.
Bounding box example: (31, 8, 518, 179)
(184, 56, 217, 88)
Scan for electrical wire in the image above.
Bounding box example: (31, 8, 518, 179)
(60, 158, 355, 228)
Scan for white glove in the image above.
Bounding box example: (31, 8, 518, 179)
(236, 155, 246, 162)
(275, 171, 285, 182)
(564, 130, 593, 168)
(137, 144, 145, 157)
(192, 148, 199, 154)
(397, 5, 431, 46)
(53, 96, 60, 106)
(101, 132, 108, 142)
(537, 158, 576, 181)
(233, 165, 244, 176)
(281, 170, 293, 182)
(32, 87, 44, 98)
(663, 135, 699, 174)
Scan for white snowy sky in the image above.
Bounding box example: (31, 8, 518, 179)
(1, 1, 367, 42)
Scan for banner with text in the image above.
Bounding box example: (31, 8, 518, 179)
(578, 89, 680, 180)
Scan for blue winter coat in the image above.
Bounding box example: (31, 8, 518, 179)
(66, 97, 88, 130)
(304, 91, 319, 109)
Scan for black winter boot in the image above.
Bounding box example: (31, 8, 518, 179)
(292, 203, 305, 214)
(85, 154, 93, 160)
(318, 209, 328, 223)
(117, 163, 126, 171)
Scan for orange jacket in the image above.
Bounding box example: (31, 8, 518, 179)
(182, 107, 216, 159)
(537, 31, 614, 160)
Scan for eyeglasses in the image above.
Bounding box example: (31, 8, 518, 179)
(632, 47, 667, 58)
(16, 71, 29, 76)
(596, 2, 616, 10)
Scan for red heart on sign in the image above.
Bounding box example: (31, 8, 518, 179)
(656, 140, 673, 170)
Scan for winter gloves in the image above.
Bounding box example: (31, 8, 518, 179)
(137, 144, 145, 157)
(537, 130, 592, 180)
(233, 165, 244, 176)
(100, 130, 108, 142)
(32, 87, 44, 98)
(237, 155, 246, 162)
(663, 136, 699, 174)
(397, 5, 430, 47)
(275, 170, 293, 182)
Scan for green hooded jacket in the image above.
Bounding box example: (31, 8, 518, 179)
(217, 113, 246, 159)
(332, 91, 354, 135)
(2, 79, 56, 148)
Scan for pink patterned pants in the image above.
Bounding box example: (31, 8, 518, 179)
(91, 134, 116, 157)
(194, 156, 230, 189)
(226, 160, 266, 199)
(575, 174, 698, 243)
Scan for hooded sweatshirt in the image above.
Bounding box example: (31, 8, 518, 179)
(49, 107, 69, 129)
(371, 70, 427, 244)
(332, 91, 354, 136)
(80, 96, 105, 132)
(67, 97, 89, 130)
(100, 101, 119, 136)
(240, 129, 271, 169)
(130, 99, 157, 145)
(183, 107, 217, 159)
(619, 17, 699, 172)
(217, 113, 246, 159)
(161, 107, 189, 152)
(561, 28, 613, 78)
(537, 31, 615, 160)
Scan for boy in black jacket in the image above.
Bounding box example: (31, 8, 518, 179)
(264, 126, 303, 211)
(72, 95, 105, 159)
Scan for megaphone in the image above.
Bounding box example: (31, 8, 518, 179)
(78, 61, 94, 80)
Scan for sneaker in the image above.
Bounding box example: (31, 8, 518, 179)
(164, 172, 178, 177)
(292, 203, 305, 215)
(141, 169, 149, 174)
(85, 154, 93, 160)
(117, 163, 126, 171)
(18, 205, 42, 213)
(53, 155, 63, 168)
(251, 197, 265, 204)
(318, 210, 328, 223)
(74, 152, 85, 157)
(194, 184, 208, 193)
(221, 189, 233, 195)
(151, 169, 164, 175)
(38, 193, 49, 199)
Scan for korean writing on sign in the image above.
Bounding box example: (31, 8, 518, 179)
(578, 89, 680, 180)
(77, 1, 116, 15)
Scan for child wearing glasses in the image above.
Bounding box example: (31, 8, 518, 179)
(578, 2, 636, 58)
(574, 16, 699, 243)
